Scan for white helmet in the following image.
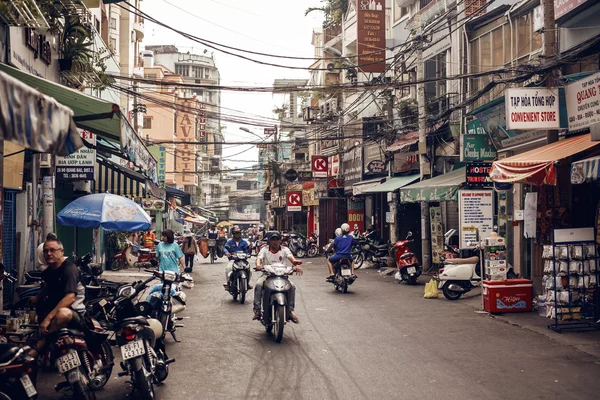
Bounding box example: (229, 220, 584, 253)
(341, 223, 350, 233)
(335, 228, 342, 237)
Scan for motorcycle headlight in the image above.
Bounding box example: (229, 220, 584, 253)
(117, 285, 133, 298)
(163, 271, 176, 282)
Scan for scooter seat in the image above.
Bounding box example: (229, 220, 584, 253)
(373, 244, 389, 250)
(445, 256, 479, 265)
(0, 343, 20, 364)
(139, 248, 151, 254)
(115, 317, 149, 330)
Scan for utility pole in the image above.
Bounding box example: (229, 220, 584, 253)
(385, 90, 398, 243)
(416, 17, 431, 272)
(542, 0, 558, 144)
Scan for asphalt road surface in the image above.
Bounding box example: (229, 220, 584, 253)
(36, 255, 600, 399)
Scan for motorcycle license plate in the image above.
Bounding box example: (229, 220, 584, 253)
(20, 374, 37, 398)
(121, 340, 146, 360)
(56, 351, 81, 374)
(407, 267, 417, 274)
(341, 269, 351, 276)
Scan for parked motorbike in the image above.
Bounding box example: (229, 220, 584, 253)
(227, 252, 251, 304)
(393, 232, 422, 285)
(287, 233, 307, 258)
(111, 241, 158, 271)
(146, 270, 191, 343)
(437, 229, 482, 300)
(306, 232, 319, 257)
(330, 257, 355, 293)
(110, 274, 174, 399)
(0, 343, 38, 399)
(256, 261, 301, 343)
(360, 232, 390, 269)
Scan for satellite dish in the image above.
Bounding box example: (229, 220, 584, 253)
(326, 63, 335, 71)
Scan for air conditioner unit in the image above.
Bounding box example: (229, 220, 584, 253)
(39, 153, 52, 168)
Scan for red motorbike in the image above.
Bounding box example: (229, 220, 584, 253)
(393, 232, 422, 285)
(111, 240, 158, 271)
(306, 232, 319, 257)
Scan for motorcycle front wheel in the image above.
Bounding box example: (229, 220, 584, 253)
(295, 248, 307, 258)
(210, 249, 215, 264)
(353, 252, 364, 269)
(238, 277, 246, 304)
(134, 362, 155, 400)
(110, 259, 122, 271)
(274, 304, 285, 343)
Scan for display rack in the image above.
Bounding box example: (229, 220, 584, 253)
(483, 236, 507, 281)
(544, 228, 600, 333)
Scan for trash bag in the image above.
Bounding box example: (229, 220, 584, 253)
(424, 279, 439, 299)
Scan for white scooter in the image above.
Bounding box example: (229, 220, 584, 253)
(437, 229, 482, 300)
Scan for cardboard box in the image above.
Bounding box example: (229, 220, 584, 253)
(485, 259, 507, 269)
(485, 237, 506, 246)
(486, 251, 507, 260)
(486, 266, 508, 275)
(486, 271, 508, 281)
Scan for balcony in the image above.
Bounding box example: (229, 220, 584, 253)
(134, 20, 145, 41)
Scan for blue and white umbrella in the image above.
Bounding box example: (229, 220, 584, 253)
(57, 193, 152, 231)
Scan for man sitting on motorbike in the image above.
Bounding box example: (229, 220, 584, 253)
(224, 226, 252, 290)
(326, 223, 357, 282)
(207, 223, 219, 239)
(254, 231, 303, 323)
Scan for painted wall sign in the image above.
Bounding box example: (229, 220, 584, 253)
(357, 0, 386, 73)
(55, 129, 96, 180)
(505, 88, 560, 130)
(347, 198, 365, 233)
(459, 190, 494, 249)
(565, 71, 600, 131)
(343, 146, 363, 191)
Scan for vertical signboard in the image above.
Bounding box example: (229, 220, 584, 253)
(430, 206, 444, 264)
(199, 102, 207, 138)
(356, 0, 386, 73)
(463, 119, 497, 161)
(55, 129, 96, 180)
(348, 198, 365, 233)
(343, 146, 363, 191)
(175, 99, 198, 186)
(149, 145, 166, 184)
(459, 190, 494, 249)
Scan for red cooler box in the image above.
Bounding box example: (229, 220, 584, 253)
(483, 279, 533, 313)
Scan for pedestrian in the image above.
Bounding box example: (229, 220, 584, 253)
(182, 232, 198, 273)
(156, 229, 185, 273)
(36, 232, 57, 271)
(143, 229, 156, 249)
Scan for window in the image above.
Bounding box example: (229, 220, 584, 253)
(175, 64, 188, 76)
(192, 66, 203, 78)
(143, 117, 152, 129)
(110, 17, 117, 30)
(110, 37, 117, 54)
(420, 0, 435, 9)
(394, 2, 408, 23)
(95, 18, 100, 33)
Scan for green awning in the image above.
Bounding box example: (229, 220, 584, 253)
(400, 168, 465, 203)
(364, 174, 420, 193)
(0, 63, 121, 142)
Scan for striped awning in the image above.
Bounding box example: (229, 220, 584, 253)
(571, 155, 600, 184)
(490, 134, 600, 186)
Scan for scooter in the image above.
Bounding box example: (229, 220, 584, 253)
(330, 257, 355, 293)
(227, 252, 251, 304)
(437, 229, 482, 300)
(111, 241, 158, 271)
(393, 232, 422, 285)
(0, 344, 38, 399)
(306, 232, 319, 257)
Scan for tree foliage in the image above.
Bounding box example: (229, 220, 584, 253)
(305, 0, 349, 25)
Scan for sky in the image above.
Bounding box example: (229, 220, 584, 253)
(141, 0, 324, 169)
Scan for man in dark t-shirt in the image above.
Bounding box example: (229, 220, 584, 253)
(29, 238, 86, 356)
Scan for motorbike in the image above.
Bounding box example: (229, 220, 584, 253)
(287, 232, 307, 258)
(227, 252, 251, 304)
(208, 238, 218, 264)
(437, 229, 482, 300)
(146, 270, 191, 343)
(330, 256, 355, 293)
(0, 343, 38, 399)
(111, 240, 158, 271)
(393, 232, 422, 285)
(306, 232, 319, 257)
(256, 261, 301, 343)
(109, 273, 174, 399)
(360, 232, 390, 269)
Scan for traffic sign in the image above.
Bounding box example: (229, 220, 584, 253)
(287, 191, 302, 212)
(284, 169, 298, 182)
(312, 155, 328, 178)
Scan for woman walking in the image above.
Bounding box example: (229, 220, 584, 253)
(182, 232, 198, 272)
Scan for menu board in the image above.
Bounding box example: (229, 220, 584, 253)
(430, 206, 444, 264)
(459, 190, 494, 249)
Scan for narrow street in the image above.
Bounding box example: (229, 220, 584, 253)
(37, 255, 600, 400)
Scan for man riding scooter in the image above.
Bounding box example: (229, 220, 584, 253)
(224, 226, 252, 290)
(326, 223, 357, 282)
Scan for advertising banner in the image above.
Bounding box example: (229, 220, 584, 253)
(465, 162, 494, 188)
(459, 190, 494, 249)
(347, 198, 365, 233)
(430, 206, 444, 264)
(462, 119, 497, 161)
(505, 88, 559, 130)
(56, 129, 96, 180)
(302, 188, 319, 206)
(312, 155, 328, 178)
(356, 0, 386, 73)
(343, 146, 362, 191)
(565, 71, 600, 131)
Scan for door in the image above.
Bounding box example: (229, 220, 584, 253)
(3, 191, 16, 307)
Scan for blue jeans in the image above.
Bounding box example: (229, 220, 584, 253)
(329, 254, 351, 264)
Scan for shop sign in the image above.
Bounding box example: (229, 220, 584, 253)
(367, 160, 386, 174)
(56, 129, 96, 180)
(284, 169, 298, 182)
(230, 210, 260, 221)
(264, 126, 277, 135)
(393, 150, 419, 173)
(343, 146, 363, 191)
(302, 188, 319, 206)
(430, 206, 444, 264)
(347, 198, 365, 233)
(141, 199, 165, 211)
(357, 0, 386, 73)
(462, 119, 497, 161)
(459, 190, 494, 249)
(121, 119, 159, 184)
(263, 191, 271, 201)
(149, 146, 166, 184)
(565, 71, 600, 131)
(286, 191, 302, 212)
(465, 162, 493, 188)
(297, 171, 313, 181)
(328, 154, 340, 177)
(555, 0, 591, 20)
(473, 98, 546, 151)
(8, 27, 58, 80)
(198, 103, 207, 138)
(312, 156, 328, 178)
(505, 88, 559, 130)
(173, 101, 197, 186)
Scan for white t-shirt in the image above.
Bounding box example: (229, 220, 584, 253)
(36, 242, 47, 271)
(257, 246, 293, 267)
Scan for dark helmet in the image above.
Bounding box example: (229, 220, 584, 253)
(269, 231, 282, 240)
(232, 225, 242, 234)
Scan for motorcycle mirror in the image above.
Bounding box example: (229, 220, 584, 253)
(407, 231, 413, 238)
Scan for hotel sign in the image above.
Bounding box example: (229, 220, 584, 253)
(357, 0, 386, 73)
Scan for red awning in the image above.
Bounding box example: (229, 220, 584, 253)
(490, 134, 600, 185)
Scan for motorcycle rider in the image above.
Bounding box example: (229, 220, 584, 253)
(207, 223, 219, 239)
(224, 226, 252, 290)
(326, 223, 357, 282)
(254, 231, 303, 323)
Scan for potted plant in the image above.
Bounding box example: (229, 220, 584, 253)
(59, 15, 94, 72)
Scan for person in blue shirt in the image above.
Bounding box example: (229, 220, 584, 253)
(326, 223, 357, 282)
(223, 226, 252, 290)
(156, 229, 185, 274)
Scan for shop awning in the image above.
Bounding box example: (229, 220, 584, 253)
(400, 167, 465, 203)
(166, 185, 191, 206)
(95, 156, 145, 197)
(386, 131, 419, 152)
(0, 69, 83, 155)
(352, 177, 386, 196)
(364, 174, 420, 193)
(571, 155, 600, 184)
(490, 134, 600, 186)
